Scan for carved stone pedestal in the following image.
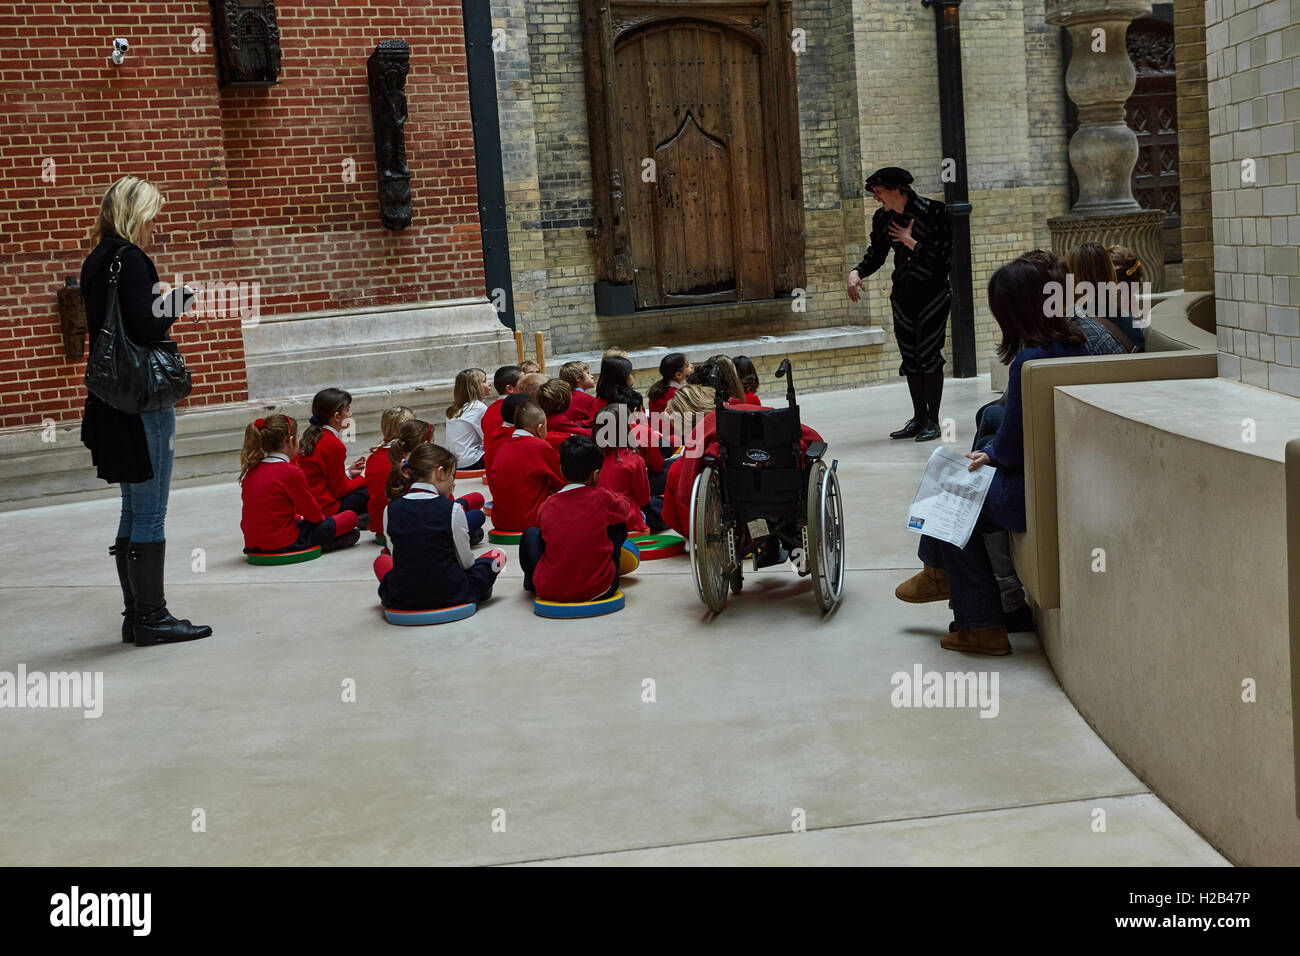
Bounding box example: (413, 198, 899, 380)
(1048, 210, 1167, 291)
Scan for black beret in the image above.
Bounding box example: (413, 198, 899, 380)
(864, 166, 914, 191)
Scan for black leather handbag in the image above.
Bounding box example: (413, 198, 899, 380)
(84, 251, 192, 413)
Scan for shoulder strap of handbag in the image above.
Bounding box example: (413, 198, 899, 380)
(1091, 314, 1138, 354)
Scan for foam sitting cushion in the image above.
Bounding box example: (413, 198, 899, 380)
(383, 603, 477, 626)
(456, 468, 485, 479)
(374, 533, 386, 546)
(619, 539, 640, 574)
(628, 532, 685, 560)
(246, 546, 323, 566)
(534, 591, 625, 619)
(487, 529, 523, 544)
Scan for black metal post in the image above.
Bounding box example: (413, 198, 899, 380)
(462, 1, 515, 329)
(923, 0, 976, 377)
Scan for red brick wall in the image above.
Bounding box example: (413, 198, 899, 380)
(0, 1, 482, 429)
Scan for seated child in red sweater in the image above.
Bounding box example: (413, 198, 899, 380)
(558, 360, 598, 426)
(592, 404, 654, 534)
(520, 434, 630, 602)
(240, 414, 360, 553)
(484, 392, 531, 473)
(733, 354, 762, 406)
(481, 364, 523, 465)
(485, 401, 565, 531)
(293, 387, 370, 525)
(647, 352, 693, 415)
(364, 405, 416, 536)
(537, 378, 591, 452)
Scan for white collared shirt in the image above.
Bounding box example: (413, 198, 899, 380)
(263, 452, 290, 464)
(557, 482, 584, 494)
(512, 427, 533, 439)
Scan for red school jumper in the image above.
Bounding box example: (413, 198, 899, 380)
(565, 388, 597, 426)
(364, 443, 394, 534)
(241, 456, 327, 552)
(533, 484, 630, 603)
(597, 446, 650, 532)
(543, 413, 591, 453)
(294, 427, 365, 516)
(486, 432, 566, 530)
(648, 383, 679, 416)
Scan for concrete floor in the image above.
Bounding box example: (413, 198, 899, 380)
(0, 376, 1227, 866)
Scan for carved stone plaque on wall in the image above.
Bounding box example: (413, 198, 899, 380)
(210, 0, 282, 87)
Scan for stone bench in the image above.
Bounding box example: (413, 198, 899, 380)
(1043, 379, 1300, 864)
(1012, 349, 1219, 610)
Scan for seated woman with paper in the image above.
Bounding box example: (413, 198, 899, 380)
(895, 256, 1087, 656)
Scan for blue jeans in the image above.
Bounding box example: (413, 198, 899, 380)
(116, 407, 175, 543)
(915, 426, 1004, 630)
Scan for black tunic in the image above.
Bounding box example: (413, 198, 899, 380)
(79, 234, 189, 484)
(853, 193, 954, 375)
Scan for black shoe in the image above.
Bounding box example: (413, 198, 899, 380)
(469, 527, 485, 548)
(889, 418, 922, 440)
(111, 538, 135, 643)
(914, 420, 941, 442)
(1004, 604, 1035, 633)
(324, 529, 361, 552)
(355, 512, 370, 532)
(126, 541, 212, 647)
(754, 538, 789, 569)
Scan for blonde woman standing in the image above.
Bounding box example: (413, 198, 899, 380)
(81, 175, 211, 647)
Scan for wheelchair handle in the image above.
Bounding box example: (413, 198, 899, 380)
(775, 358, 796, 407)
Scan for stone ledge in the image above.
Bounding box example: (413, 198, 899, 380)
(0, 381, 459, 511)
(242, 297, 517, 399)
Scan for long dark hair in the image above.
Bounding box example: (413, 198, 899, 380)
(732, 355, 758, 394)
(299, 388, 352, 457)
(385, 419, 435, 499)
(596, 356, 634, 403)
(989, 259, 1084, 363)
(647, 352, 687, 404)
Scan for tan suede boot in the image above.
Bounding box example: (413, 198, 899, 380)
(941, 626, 1012, 656)
(895, 565, 950, 603)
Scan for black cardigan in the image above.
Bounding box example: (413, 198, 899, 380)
(853, 193, 954, 295)
(79, 234, 189, 484)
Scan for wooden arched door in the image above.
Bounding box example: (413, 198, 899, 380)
(616, 22, 770, 307)
(582, 1, 804, 311)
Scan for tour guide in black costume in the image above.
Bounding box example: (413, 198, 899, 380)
(847, 166, 954, 442)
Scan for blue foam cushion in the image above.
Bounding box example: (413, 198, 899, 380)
(384, 603, 477, 626)
(534, 591, 625, 619)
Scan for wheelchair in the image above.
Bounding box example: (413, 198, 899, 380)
(688, 360, 845, 614)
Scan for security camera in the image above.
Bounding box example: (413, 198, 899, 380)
(110, 38, 129, 66)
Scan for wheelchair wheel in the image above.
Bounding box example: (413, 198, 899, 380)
(689, 466, 733, 614)
(806, 458, 845, 611)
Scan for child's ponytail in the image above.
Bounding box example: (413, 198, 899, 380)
(387, 440, 456, 500)
(385, 418, 432, 500)
(239, 413, 296, 483)
(299, 387, 352, 458)
(648, 352, 686, 405)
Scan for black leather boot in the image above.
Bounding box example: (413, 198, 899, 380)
(110, 538, 135, 643)
(127, 541, 212, 646)
(889, 418, 922, 439)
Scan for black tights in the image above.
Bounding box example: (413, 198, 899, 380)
(906, 372, 944, 423)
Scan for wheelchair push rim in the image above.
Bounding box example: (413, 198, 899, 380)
(806, 458, 846, 612)
(689, 465, 734, 614)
